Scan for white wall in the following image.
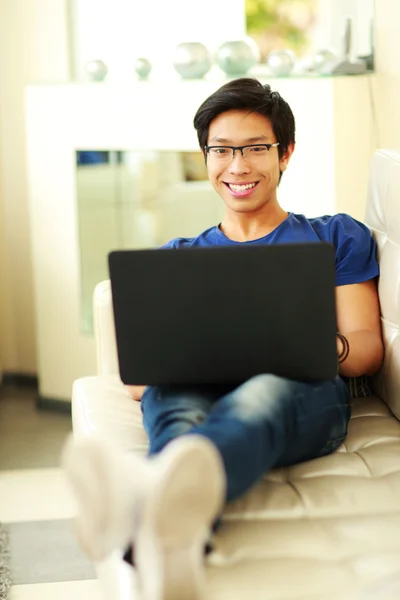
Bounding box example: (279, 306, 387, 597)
(0, 0, 70, 375)
(374, 0, 400, 149)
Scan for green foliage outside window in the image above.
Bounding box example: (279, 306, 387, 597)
(246, 0, 317, 59)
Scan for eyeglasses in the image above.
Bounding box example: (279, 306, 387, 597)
(204, 143, 280, 163)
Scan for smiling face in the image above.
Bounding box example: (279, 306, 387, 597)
(206, 109, 293, 216)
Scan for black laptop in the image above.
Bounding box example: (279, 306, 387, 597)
(108, 243, 338, 385)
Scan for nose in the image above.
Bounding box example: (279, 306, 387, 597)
(228, 150, 251, 176)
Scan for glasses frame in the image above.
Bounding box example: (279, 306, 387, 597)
(204, 142, 280, 161)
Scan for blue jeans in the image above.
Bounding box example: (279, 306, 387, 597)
(141, 374, 351, 503)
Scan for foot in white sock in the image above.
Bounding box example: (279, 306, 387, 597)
(61, 435, 152, 561)
(62, 434, 226, 600)
(136, 435, 226, 600)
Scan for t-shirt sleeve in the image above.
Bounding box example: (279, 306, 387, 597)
(329, 214, 379, 286)
(160, 237, 191, 249)
(160, 239, 179, 249)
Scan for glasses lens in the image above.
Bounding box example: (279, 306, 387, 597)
(242, 145, 269, 159)
(208, 147, 233, 161)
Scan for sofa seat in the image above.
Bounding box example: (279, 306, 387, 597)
(72, 374, 400, 600)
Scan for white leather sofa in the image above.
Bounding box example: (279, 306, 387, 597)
(71, 149, 400, 600)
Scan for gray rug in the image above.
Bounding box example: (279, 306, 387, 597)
(0, 524, 11, 600)
(5, 519, 95, 585)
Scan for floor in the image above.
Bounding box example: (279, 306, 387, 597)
(0, 384, 103, 599)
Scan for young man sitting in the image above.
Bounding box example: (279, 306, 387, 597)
(63, 78, 384, 600)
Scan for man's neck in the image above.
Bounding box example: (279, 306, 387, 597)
(220, 205, 289, 243)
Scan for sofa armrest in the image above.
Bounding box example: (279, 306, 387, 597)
(72, 374, 149, 454)
(93, 280, 119, 376)
(364, 150, 400, 419)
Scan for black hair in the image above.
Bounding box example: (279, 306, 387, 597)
(193, 78, 295, 160)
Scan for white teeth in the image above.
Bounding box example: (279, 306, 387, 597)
(229, 182, 257, 191)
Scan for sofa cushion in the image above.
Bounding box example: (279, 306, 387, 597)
(72, 375, 400, 599)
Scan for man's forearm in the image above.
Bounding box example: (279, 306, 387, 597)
(126, 332, 383, 396)
(338, 330, 384, 378)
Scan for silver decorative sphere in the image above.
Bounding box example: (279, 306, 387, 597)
(135, 57, 152, 80)
(217, 40, 260, 76)
(173, 42, 212, 79)
(313, 49, 336, 72)
(84, 59, 108, 82)
(267, 50, 295, 77)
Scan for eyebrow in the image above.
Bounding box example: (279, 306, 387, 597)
(208, 135, 270, 144)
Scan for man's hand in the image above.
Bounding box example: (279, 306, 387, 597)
(335, 279, 384, 377)
(126, 385, 147, 402)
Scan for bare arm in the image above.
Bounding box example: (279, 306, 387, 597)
(126, 385, 147, 402)
(335, 279, 384, 377)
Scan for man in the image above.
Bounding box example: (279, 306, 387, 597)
(63, 78, 384, 600)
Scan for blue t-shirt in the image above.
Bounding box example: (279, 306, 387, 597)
(162, 213, 379, 286)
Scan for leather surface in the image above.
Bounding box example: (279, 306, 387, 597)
(72, 149, 400, 599)
(73, 377, 400, 599)
(93, 280, 119, 376)
(365, 150, 400, 420)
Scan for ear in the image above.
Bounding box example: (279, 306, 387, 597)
(279, 142, 295, 172)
